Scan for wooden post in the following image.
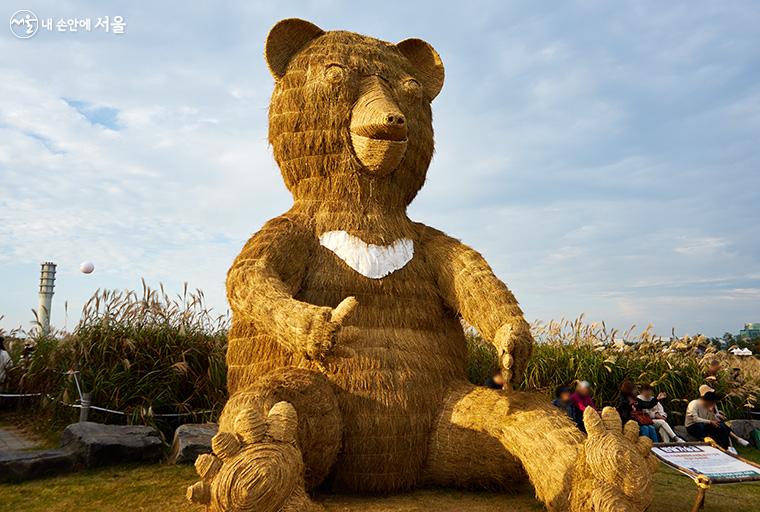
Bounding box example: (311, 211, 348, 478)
(690, 486, 706, 512)
(79, 392, 91, 422)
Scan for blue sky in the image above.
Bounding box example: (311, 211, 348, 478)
(1, 1, 758, 337)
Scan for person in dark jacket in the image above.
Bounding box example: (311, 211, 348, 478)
(616, 380, 658, 442)
(635, 383, 666, 411)
(552, 385, 583, 431)
(484, 369, 505, 390)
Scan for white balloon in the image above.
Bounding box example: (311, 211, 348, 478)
(80, 261, 95, 274)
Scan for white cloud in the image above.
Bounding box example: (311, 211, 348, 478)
(673, 236, 729, 256)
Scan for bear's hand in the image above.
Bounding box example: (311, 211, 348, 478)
(494, 321, 533, 386)
(572, 407, 657, 511)
(304, 296, 358, 361)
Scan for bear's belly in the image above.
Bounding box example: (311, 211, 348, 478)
(297, 250, 468, 491)
(324, 320, 467, 491)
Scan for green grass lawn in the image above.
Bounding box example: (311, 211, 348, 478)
(1, 448, 759, 512)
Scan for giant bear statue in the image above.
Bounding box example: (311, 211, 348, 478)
(186, 18, 657, 512)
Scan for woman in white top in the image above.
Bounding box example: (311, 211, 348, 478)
(637, 384, 684, 443)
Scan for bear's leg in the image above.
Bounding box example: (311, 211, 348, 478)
(424, 383, 656, 512)
(187, 367, 342, 512)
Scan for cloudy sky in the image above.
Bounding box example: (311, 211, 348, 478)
(1, 1, 758, 337)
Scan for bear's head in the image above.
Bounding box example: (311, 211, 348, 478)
(266, 19, 444, 211)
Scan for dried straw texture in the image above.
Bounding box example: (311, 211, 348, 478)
(189, 18, 656, 512)
(188, 401, 325, 512)
(569, 407, 659, 512)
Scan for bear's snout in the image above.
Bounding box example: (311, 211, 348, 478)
(350, 76, 408, 176)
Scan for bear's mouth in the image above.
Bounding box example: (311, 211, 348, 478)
(349, 77, 408, 176)
(350, 133, 408, 177)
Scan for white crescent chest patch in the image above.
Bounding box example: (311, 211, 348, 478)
(318, 230, 414, 279)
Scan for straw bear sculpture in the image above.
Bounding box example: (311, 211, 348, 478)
(186, 18, 657, 512)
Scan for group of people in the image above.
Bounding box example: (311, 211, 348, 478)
(548, 377, 751, 453)
(484, 364, 752, 453)
(615, 380, 683, 443)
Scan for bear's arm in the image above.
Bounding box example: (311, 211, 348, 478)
(417, 224, 533, 384)
(226, 215, 335, 359)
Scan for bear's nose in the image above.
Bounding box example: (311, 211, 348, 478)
(350, 79, 408, 142)
(386, 113, 405, 126)
(351, 106, 408, 142)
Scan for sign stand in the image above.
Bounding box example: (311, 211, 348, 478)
(651, 439, 760, 511)
(690, 475, 709, 512)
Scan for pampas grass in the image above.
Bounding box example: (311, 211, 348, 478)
(11, 281, 228, 433)
(466, 317, 759, 421)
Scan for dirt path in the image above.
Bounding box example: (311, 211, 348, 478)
(0, 426, 39, 451)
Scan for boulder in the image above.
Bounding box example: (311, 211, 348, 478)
(61, 422, 163, 467)
(168, 423, 218, 464)
(0, 448, 78, 482)
(728, 419, 760, 443)
(674, 425, 700, 442)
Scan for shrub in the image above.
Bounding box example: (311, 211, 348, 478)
(16, 282, 228, 433)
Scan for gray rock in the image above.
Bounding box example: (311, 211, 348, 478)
(728, 419, 760, 442)
(61, 422, 163, 467)
(674, 425, 700, 442)
(0, 448, 78, 482)
(168, 423, 218, 464)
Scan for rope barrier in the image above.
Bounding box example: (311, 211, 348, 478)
(0, 391, 213, 418)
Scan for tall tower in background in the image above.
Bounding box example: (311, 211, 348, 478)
(37, 261, 56, 336)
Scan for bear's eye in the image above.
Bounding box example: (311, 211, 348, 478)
(402, 78, 423, 98)
(324, 64, 347, 84)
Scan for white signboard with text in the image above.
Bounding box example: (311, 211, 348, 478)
(652, 444, 760, 482)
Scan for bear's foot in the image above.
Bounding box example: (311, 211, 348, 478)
(186, 401, 322, 512)
(571, 407, 659, 512)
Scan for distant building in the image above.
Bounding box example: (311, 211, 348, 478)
(738, 323, 760, 340)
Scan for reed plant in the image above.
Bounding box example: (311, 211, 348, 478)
(13, 282, 229, 433)
(467, 316, 759, 421)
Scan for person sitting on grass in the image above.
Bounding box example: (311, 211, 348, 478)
(637, 384, 684, 443)
(552, 385, 582, 430)
(616, 379, 658, 443)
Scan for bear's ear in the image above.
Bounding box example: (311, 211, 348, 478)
(396, 38, 445, 100)
(265, 18, 324, 79)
